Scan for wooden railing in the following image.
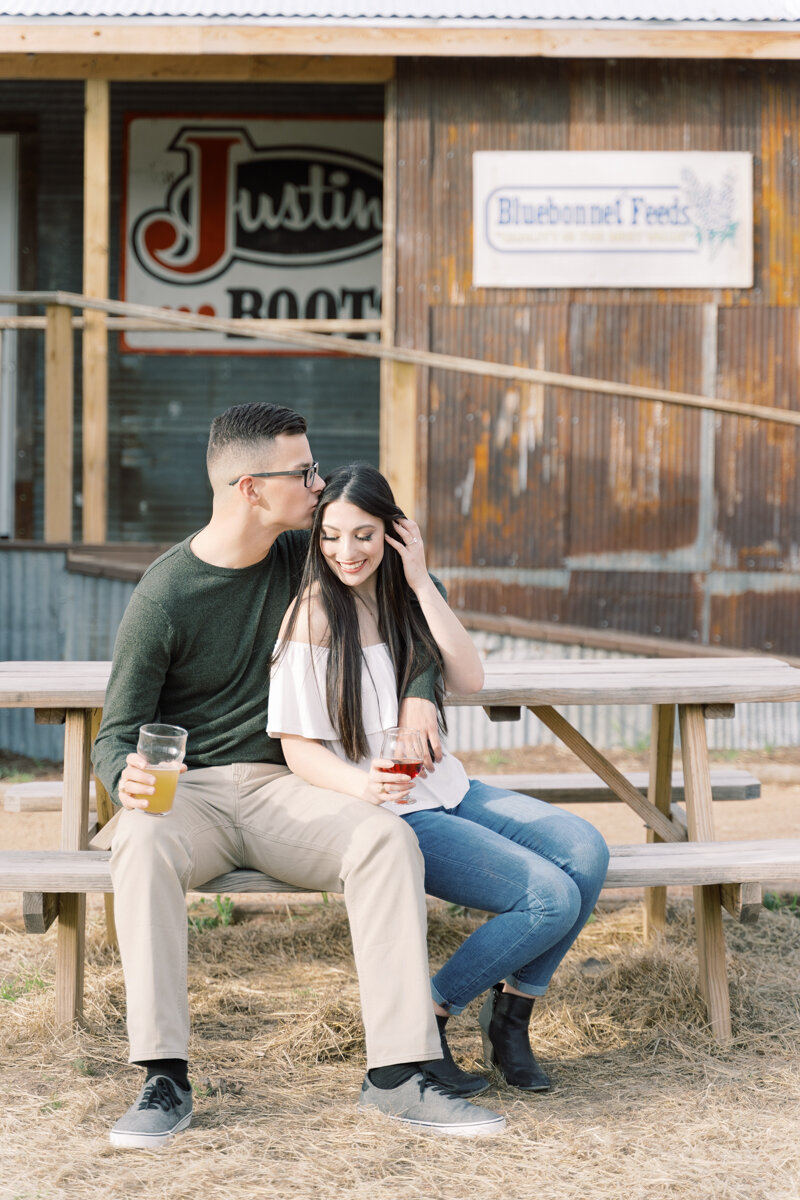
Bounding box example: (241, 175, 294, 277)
(3, 288, 800, 544)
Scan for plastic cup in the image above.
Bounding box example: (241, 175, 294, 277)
(136, 723, 187, 816)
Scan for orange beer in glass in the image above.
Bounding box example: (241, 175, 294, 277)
(136, 723, 188, 816)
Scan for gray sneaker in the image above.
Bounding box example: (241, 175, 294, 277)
(110, 1075, 193, 1149)
(358, 1072, 505, 1137)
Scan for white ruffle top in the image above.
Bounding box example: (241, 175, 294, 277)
(267, 640, 469, 816)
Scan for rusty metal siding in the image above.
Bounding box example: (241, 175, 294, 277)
(429, 304, 571, 572)
(566, 304, 705, 556)
(395, 57, 800, 657)
(715, 306, 800, 569)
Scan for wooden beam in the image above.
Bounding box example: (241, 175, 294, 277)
(4, 25, 800, 61)
(82, 79, 109, 545)
(679, 704, 731, 1041)
(0, 53, 394, 82)
(56, 708, 92, 1025)
(23, 890, 59, 935)
(19, 289, 800, 433)
(530, 704, 684, 844)
(644, 704, 676, 940)
(43, 303, 74, 542)
(379, 76, 399, 501)
(720, 881, 762, 924)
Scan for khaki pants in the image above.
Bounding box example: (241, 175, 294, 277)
(106, 763, 441, 1069)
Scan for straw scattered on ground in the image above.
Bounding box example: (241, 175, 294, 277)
(1, 892, 800, 1200)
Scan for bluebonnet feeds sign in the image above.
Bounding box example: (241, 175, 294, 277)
(122, 115, 383, 353)
(473, 152, 752, 289)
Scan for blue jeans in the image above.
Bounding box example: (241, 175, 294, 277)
(403, 779, 610, 1014)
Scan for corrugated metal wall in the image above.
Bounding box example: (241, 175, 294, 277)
(395, 58, 800, 658)
(0, 79, 383, 544)
(0, 549, 136, 758)
(2, 550, 798, 758)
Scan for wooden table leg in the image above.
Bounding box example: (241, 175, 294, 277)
(90, 708, 117, 949)
(56, 708, 92, 1026)
(644, 704, 675, 940)
(678, 703, 732, 1041)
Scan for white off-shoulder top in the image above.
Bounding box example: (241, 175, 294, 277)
(267, 640, 469, 816)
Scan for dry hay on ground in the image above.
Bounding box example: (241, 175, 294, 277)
(1, 897, 799, 1200)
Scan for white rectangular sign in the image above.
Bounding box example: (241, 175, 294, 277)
(473, 151, 753, 289)
(122, 115, 383, 353)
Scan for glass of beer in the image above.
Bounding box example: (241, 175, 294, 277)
(136, 723, 187, 816)
(380, 727, 424, 806)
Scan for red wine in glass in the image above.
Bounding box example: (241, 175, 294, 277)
(386, 760, 423, 780)
(380, 727, 425, 804)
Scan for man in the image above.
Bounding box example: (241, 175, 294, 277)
(92, 402, 505, 1147)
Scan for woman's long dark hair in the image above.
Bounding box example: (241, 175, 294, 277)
(281, 463, 445, 761)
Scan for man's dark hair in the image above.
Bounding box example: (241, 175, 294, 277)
(207, 402, 307, 469)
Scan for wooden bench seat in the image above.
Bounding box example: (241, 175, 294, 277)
(474, 768, 760, 804)
(3, 838, 799, 920)
(2, 768, 760, 814)
(3, 840, 799, 895)
(3, 839, 799, 1028)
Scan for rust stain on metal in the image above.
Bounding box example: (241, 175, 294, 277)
(395, 58, 800, 655)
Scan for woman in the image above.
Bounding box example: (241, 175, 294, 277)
(267, 464, 609, 1097)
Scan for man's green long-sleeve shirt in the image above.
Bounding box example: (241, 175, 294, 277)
(92, 531, 437, 804)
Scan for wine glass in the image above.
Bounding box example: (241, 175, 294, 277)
(380, 727, 425, 806)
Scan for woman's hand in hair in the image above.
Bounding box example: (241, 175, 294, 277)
(385, 517, 430, 593)
(363, 758, 416, 806)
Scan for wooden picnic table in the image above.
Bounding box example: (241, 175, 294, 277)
(2, 654, 800, 1039)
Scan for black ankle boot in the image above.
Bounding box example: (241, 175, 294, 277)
(421, 1014, 490, 1097)
(478, 983, 550, 1092)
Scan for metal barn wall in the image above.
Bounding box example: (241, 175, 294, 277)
(0, 79, 383, 544)
(395, 58, 800, 659)
(2, 549, 798, 758)
(0, 548, 135, 759)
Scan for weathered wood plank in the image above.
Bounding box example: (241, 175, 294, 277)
(4, 782, 97, 811)
(5, 23, 800, 62)
(5, 656, 800, 712)
(474, 769, 760, 804)
(4, 840, 800, 896)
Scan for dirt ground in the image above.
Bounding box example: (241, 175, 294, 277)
(1, 747, 799, 1200)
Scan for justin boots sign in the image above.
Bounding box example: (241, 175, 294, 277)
(121, 115, 383, 353)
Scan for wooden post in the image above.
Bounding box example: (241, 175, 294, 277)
(44, 303, 74, 542)
(643, 704, 676, 939)
(383, 360, 418, 519)
(378, 78, 417, 513)
(56, 708, 92, 1026)
(679, 704, 731, 1041)
(82, 78, 109, 544)
(90, 707, 117, 949)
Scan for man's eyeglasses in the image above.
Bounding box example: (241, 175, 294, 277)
(228, 462, 319, 489)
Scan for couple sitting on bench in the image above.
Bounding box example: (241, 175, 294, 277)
(93, 402, 609, 1148)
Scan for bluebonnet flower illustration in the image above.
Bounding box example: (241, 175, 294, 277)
(680, 169, 738, 258)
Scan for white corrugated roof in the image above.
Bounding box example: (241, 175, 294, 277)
(2, 0, 800, 19)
